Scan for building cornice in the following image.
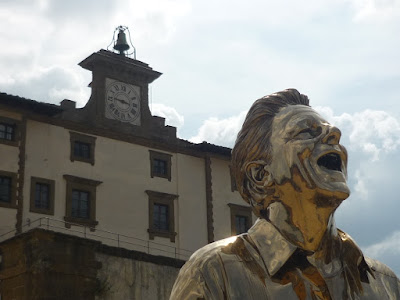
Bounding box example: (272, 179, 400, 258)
(79, 49, 162, 84)
(0, 92, 63, 116)
(0, 92, 232, 160)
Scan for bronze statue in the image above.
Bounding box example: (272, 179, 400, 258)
(171, 89, 400, 299)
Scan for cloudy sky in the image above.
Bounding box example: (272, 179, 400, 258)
(1, 0, 400, 276)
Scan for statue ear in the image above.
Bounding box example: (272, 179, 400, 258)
(245, 161, 273, 188)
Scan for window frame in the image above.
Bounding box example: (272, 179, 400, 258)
(63, 175, 102, 228)
(149, 150, 172, 181)
(29, 177, 55, 215)
(146, 190, 178, 242)
(228, 203, 252, 235)
(0, 116, 20, 147)
(69, 131, 96, 165)
(0, 170, 17, 209)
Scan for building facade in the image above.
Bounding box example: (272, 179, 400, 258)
(0, 49, 255, 299)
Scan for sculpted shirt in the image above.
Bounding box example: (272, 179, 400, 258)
(170, 219, 400, 300)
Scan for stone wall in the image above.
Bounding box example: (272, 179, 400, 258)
(95, 252, 180, 299)
(0, 229, 100, 300)
(0, 229, 184, 300)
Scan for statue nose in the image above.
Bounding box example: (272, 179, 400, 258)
(322, 126, 341, 145)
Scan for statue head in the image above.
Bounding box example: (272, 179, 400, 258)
(231, 89, 349, 248)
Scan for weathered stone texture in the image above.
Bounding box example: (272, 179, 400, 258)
(0, 229, 183, 299)
(95, 252, 180, 300)
(0, 229, 101, 300)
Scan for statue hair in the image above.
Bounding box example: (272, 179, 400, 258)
(231, 88, 310, 215)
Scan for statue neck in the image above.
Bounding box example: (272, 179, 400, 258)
(266, 198, 338, 252)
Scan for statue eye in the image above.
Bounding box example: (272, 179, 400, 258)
(295, 127, 322, 139)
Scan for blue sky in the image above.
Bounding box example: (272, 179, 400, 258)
(0, 0, 399, 276)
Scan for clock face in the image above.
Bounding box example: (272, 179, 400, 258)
(105, 79, 141, 125)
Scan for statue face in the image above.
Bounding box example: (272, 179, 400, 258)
(267, 105, 350, 201)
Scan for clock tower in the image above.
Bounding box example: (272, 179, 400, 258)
(61, 36, 176, 141)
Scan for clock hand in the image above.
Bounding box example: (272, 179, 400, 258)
(115, 98, 129, 105)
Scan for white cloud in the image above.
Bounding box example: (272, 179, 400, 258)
(151, 103, 185, 130)
(348, 0, 400, 22)
(316, 107, 400, 161)
(0, 66, 89, 106)
(362, 230, 400, 277)
(0, 4, 54, 65)
(189, 111, 247, 147)
(0, 0, 193, 104)
(353, 170, 369, 198)
(121, 0, 191, 44)
(316, 106, 400, 204)
(364, 230, 400, 257)
(191, 106, 400, 161)
(348, 110, 400, 154)
(361, 142, 380, 161)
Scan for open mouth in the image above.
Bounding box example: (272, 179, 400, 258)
(317, 153, 342, 171)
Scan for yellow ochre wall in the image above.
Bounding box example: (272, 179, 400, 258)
(1, 114, 252, 259)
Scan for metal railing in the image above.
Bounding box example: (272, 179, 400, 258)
(0, 217, 194, 260)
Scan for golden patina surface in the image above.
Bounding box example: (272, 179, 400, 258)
(170, 219, 400, 300)
(171, 90, 400, 300)
(262, 105, 348, 252)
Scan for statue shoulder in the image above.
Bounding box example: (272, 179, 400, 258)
(187, 235, 239, 268)
(365, 256, 399, 279)
(170, 236, 240, 300)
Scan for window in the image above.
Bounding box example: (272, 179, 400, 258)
(64, 175, 102, 228)
(146, 190, 178, 242)
(0, 116, 19, 147)
(0, 123, 14, 141)
(35, 184, 49, 209)
(69, 132, 96, 165)
(71, 190, 90, 219)
(235, 215, 249, 234)
(228, 203, 253, 235)
(0, 176, 11, 203)
(30, 177, 55, 215)
(153, 159, 167, 176)
(0, 170, 17, 208)
(153, 203, 169, 231)
(74, 141, 91, 159)
(149, 150, 172, 181)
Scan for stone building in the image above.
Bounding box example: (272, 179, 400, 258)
(0, 46, 255, 299)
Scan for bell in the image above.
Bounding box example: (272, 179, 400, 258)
(114, 29, 130, 55)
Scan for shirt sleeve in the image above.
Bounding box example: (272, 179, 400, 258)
(170, 252, 227, 300)
(170, 261, 207, 300)
(398, 278, 400, 296)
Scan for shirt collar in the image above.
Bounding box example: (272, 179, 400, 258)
(247, 218, 297, 276)
(246, 218, 371, 279)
